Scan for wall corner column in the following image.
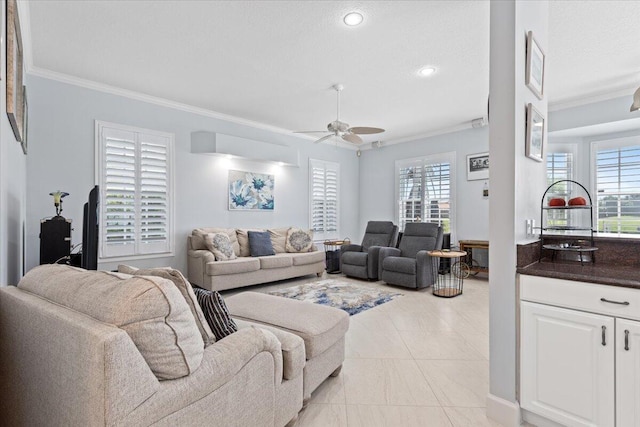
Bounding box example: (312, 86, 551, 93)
(487, 1, 548, 425)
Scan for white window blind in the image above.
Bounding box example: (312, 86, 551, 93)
(398, 159, 424, 231)
(547, 152, 574, 185)
(97, 121, 174, 259)
(396, 152, 455, 239)
(593, 138, 640, 236)
(309, 159, 339, 240)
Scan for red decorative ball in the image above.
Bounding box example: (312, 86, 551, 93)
(549, 198, 566, 207)
(568, 197, 587, 206)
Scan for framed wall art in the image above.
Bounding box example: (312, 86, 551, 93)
(525, 30, 545, 100)
(526, 103, 545, 162)
(467, 152, 489, 181)
(228, 170, 274, 210)
(21, 86, 28, 154)
(6, 0, 24, 142)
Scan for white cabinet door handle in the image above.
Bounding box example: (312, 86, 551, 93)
(602, 325, 607, 346)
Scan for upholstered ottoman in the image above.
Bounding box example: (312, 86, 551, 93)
(226, 292, 349, 404)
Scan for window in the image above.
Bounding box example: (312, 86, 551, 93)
(592, 137, 640, 236)
(547, 152, 574, 185)
(309, 159, 339, 240)
(96, 121, 174, 259)
(396, 152, 456, 239)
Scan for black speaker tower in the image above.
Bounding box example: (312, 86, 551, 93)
(39, 217, 72, 264)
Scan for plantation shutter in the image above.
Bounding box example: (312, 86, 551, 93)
(547, 152, 573, 185)
(98, 123, 173, 258)
(424, 161, 451, 231)
(396, 153, 455, 237)
(397, 159, 423, 232)
(325, 167, 338, 234)
(139, 134, 170, 253)
(102, 128, 137, 257)
(594, 143, 640, 235)
(311, 164, 326, 233)
(309, 159, 340, 239)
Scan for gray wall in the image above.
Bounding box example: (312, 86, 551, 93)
(357, 127, 490, 244)
(549, 95, 636, 133)
(0, 0, 27, 286)
(25, 75, 360, 273)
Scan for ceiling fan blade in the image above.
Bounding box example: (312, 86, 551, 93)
(348, 126, 385, 135)
(342, 133, 363, 144)
(293, 131, 330, 134)
(314, 134, 336, 144)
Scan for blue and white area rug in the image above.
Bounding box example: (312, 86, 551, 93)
(268, 279, 402, 316)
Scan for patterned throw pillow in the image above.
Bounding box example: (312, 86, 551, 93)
(285, 228, 314, 253)
(205, 233, 237, 261)
(192, 287, 238, 341)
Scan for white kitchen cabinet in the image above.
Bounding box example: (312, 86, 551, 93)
(616, 318, 640, 427)
(521, 301, 615, 427)
(520, 274, 640, 427)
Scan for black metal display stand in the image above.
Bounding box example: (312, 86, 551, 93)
(539, 180, 597, 265)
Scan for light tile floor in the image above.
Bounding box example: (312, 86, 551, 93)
(224, 272, 503, 427)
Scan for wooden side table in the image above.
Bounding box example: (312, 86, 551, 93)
(428, 250, 468, 298)
(458, 240, 489, 276)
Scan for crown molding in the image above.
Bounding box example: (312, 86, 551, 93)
(27, 65, 361, 151)
(30, 66, 328, 139)
(360, 122, 476, 150)
(548, 84, 637, 112)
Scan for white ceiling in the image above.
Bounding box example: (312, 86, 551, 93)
(24, 1, 640, 146)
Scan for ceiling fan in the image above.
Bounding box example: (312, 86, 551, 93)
(295, 84, 385, 144)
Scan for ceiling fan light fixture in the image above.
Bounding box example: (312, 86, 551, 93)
(343, 12, 363, 26)
(631, 86, 640, 112)
(419, 67, 437, 77)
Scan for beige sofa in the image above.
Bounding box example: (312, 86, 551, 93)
(0, 265, 305, 427)
(188, 227, 325, 291)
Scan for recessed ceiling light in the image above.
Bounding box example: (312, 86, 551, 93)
(419, 67, 436, 77)
(344, 12, 363, 26)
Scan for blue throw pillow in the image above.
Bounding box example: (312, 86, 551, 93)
(248, 231, 276, 257)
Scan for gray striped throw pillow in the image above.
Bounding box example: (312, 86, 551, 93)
(192, 286, 238, 340)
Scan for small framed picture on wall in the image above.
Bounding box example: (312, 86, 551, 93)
(466, 152, 489, 181)
(525, 103, 545, 162)
(525, 30, 545, 100)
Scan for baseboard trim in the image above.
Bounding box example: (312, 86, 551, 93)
(522, 409, 566, 427)
(486, 394, 522, 427)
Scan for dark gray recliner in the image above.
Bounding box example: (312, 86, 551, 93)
(379, 223, 443, 289)
(340, 221, 398, 280)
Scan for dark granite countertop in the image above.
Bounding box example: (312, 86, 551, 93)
(517, 260, 640, 289)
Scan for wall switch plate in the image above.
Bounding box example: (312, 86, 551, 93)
(525, 219, 534, 237)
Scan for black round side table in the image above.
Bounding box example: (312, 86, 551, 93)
(428, 250, 467, 298)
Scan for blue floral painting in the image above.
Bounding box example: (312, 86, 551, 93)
(229, 170, 274, 210)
